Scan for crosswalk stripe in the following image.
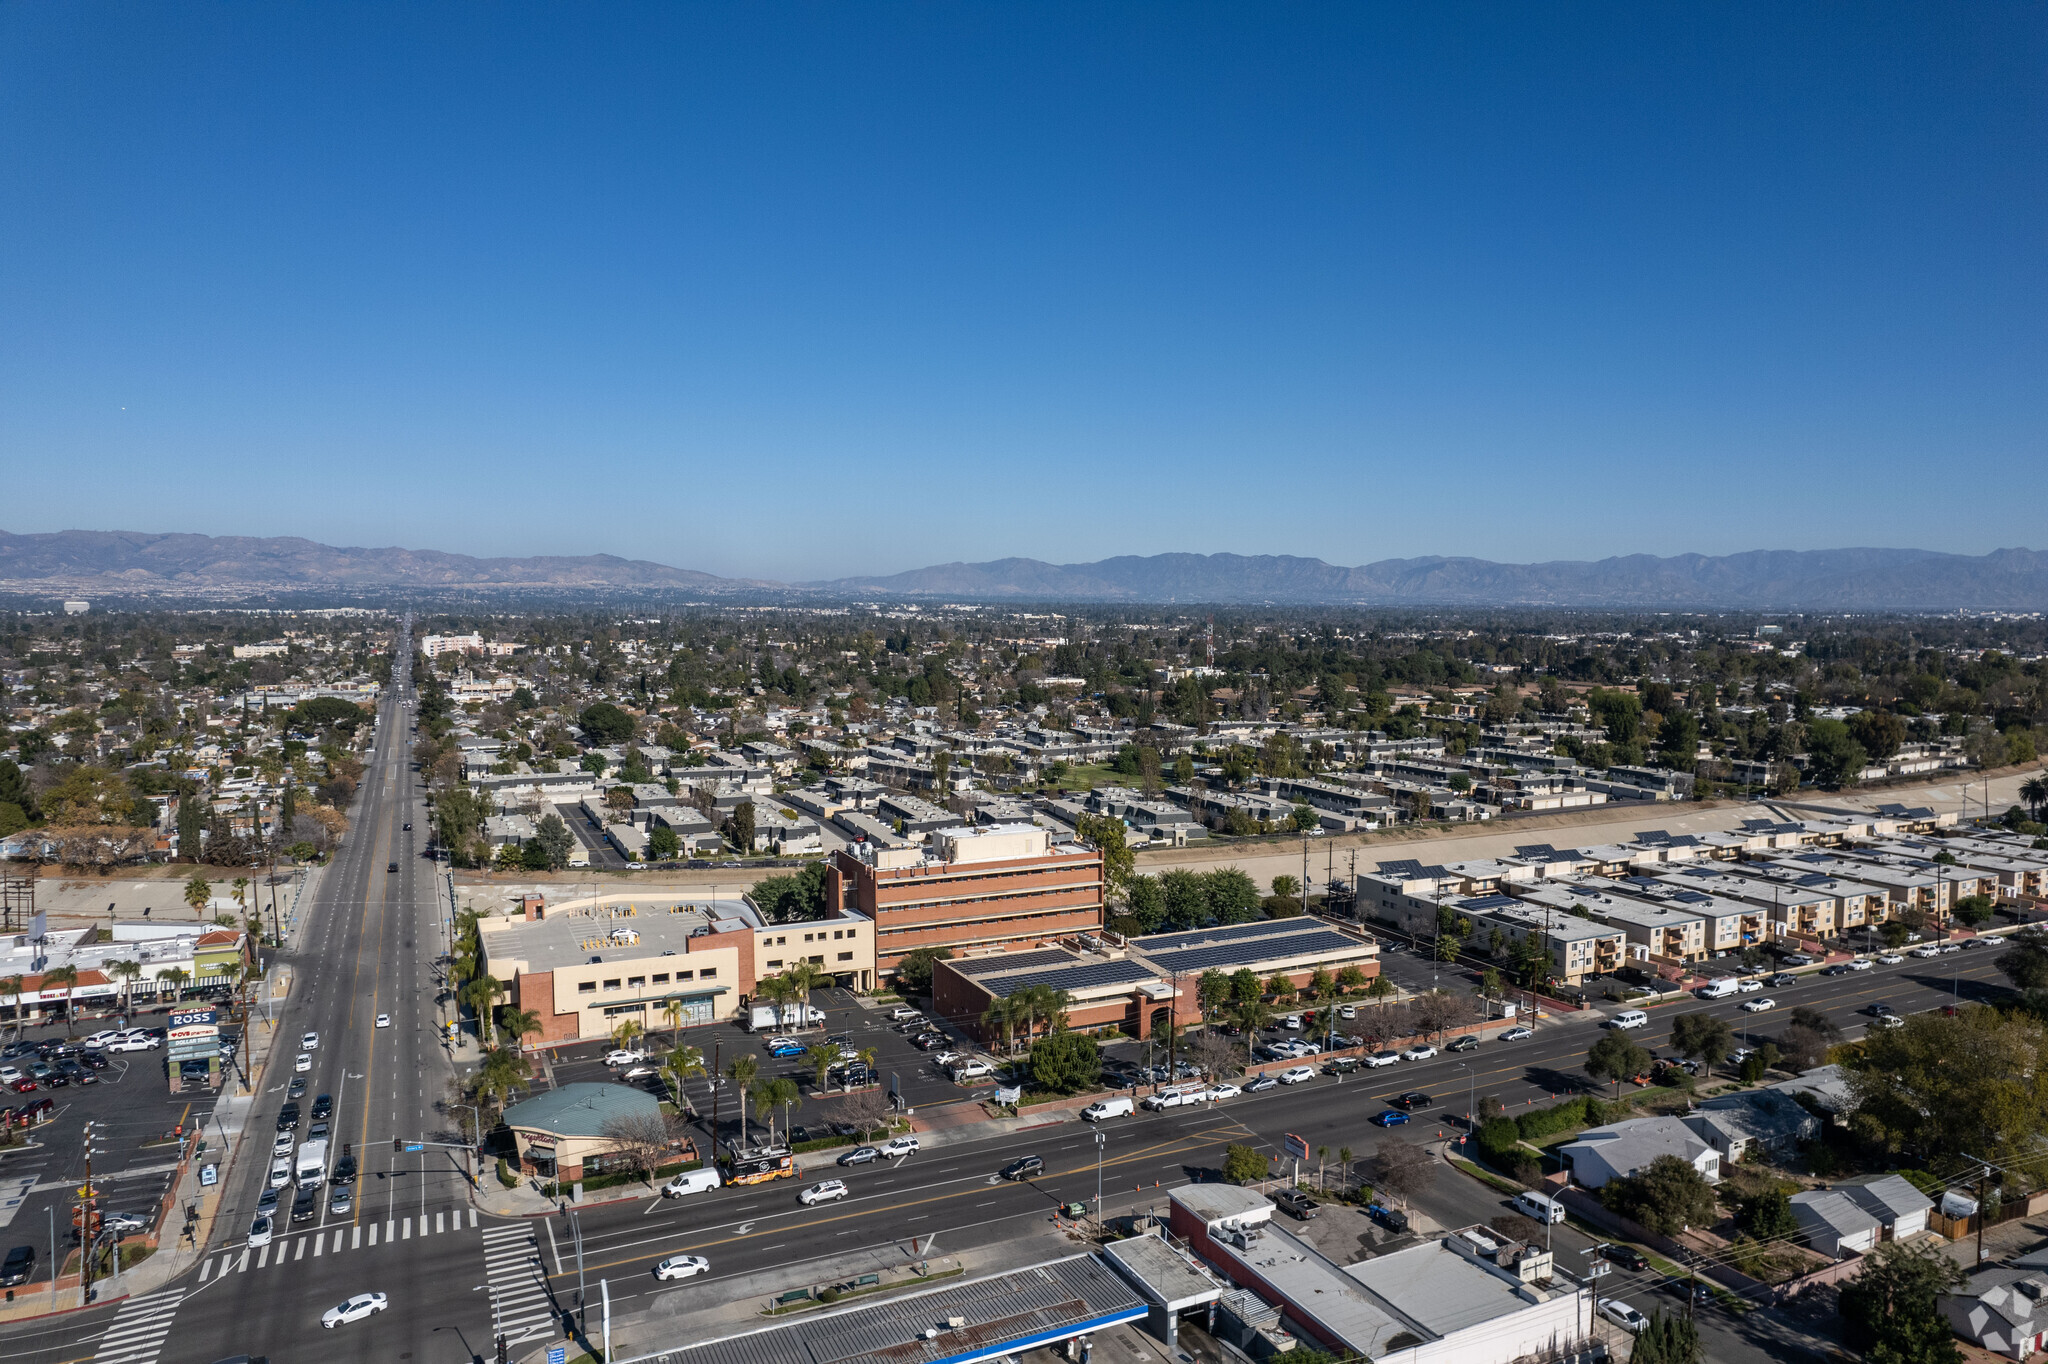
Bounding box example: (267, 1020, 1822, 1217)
(198, 1257, 213, 1283)
(436, 1211, 445, 1233)
(470, 1208, 478, 1227)
(256, 1245, 270, 1268)
(312, 1233, 321, 1256)
(335, 1228, 346, 1252)
(295, 1238, 307, 1259)
(402, 1217, 411, 1239)
(353, 1223, 362, 1248)
(91, 1289, 183, 1364)
(385, 1220, 394, 1242)
(368, 1223, 378, 1246)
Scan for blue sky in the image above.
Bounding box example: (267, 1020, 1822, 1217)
(3, 4, 2043, 581)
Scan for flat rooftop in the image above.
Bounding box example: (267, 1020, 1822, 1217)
(478, 897, 762, 973)
(615, 1253, 1145, 1364)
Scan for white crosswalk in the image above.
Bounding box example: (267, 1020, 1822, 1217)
(92, 1288, 183, 1364)
(480, 1221, 558, 1347)
(196, 1207, 480, 1280)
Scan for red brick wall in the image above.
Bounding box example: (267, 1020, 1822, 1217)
(515, 971, 580, 1045)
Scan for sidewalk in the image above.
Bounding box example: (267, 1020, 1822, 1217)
(524, 1218, 1084, 1364)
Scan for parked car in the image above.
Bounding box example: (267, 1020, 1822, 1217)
(1781, 953, 1816, 967)
(1, 1245, 36, 1286)
(1736, 979, 1764, 992)
(605, 1049, 646, 1067)
(1277, 1066, 1315, 1085)
(1246, 1075, 1280, 1092)
(1767, 973, 1800, 987)
(1446, 1035, 1479, 1052)
(1273, 1188, 1319, 1219)
(889, 1007, 924, 1022)
(1847, 958, 1875, 970)
(1877, 954, 1905, 965)
(1600, 1300, 1648, 1333)
(1401, 1045, 1437, 1061)
(1602, 1243, 1650, 1271)
(880, 1136, 920, 1158)
(1363, 1051, 1401, 1068)
(1499, 1026, 1534, 1042)
(838, 1146, 879, 1166)
(1367, 1203, 1409, 1233)
(1322, 1057, 1359, 1075)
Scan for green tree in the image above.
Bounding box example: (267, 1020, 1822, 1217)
(578, 702, 636, 745)
(533, 813, 574, 870)
(501, 1008, 541, 1054)
(647, 824, 681, 861)
(1805, 718, 1869, 789)
(1631, 1310, 1703, 1364)
(1204, 867, 1263, 924)
(1669, 1012, 1735, 1078)
(1740, 1187, 1798, 1240)
(1951, 894, 1995, 928)
(723, 799, 756, 853)
(751, 862, 830, 922)
(183, 871, 211, 914)
(892, 945, 954, 997)
(758, 1076, 802, 1142)
(1123, 875, 1167, 934)
(1076, 814, 1135, 902)
(1027, 1031, 1101, 1093)
(475, 1046, 531, 1110)
(40, 963, 79, 1037)
(1222, 1143, 1267, 1185)
(1601, 1154, 1717, 1235)
(1846, 1007, 2048, 1171)
(1196, 969, 1231, 1021)
(1837, 1240, 1965, 1364)
(1658, 711, 1701, 768)
(664, 1044, 707, 1117)
(1999, 927, 2048, 993)
(1586, 1032, 1650, 1097)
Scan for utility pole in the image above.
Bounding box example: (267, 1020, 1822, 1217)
(1094, 1130, 1106, 1226)
(572, 1208, 587, 1333)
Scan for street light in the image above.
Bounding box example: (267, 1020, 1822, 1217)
(1094, 1130, 1106, 1226)
(1456, 1062, 1474, 1143)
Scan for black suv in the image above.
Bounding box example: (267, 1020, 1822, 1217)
(388, 862, 399, 873)
(1, 1244, 34, 1286)
(311, 1094, 334, 1120)
(1603, 1243, 1650, 1272)
(330, 1147, 358, 1185)
(1000, 1156, 1043, 1181)
(290, 1185, 319, 1224)
(1392, 1092, 1433, 1111)
(275, 1103, 301, 1132)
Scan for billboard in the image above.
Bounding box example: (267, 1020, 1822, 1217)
(1284, 1132, 1310, 1161)
(168, 1008, 220, 1042)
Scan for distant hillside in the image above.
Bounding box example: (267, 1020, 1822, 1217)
(809, 547, 2048, 609)
(0, 529, 755, 594)
(4, 530, 2042, 609)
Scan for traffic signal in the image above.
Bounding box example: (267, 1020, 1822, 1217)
(496, 1334, 508, 1364)
(393, 1136, 403, 1154)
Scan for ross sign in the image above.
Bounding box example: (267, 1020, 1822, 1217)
(1284, 1132, 1310, 1161)
(168, 1008, 220, 1043)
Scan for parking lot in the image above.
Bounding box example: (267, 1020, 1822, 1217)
(0, 1018, 220, 1287)
(537, 986, 1010, 1150)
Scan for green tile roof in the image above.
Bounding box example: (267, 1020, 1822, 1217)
(503, 1081, 661, 1138)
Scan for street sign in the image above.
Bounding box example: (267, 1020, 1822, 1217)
(1284, 1132, 1310, 1161)
(995, 1085, 1022, 1105)
(548, 1348, 567, 1364)
(405, 1143, 425, 1153)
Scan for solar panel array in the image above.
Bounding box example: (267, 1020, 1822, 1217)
(987, 960, 1154, 998)
(1133, 918, 1310, 954)
(1513, 843, 1561, 859)
(1149, 930, 1361, 974)
(949, 948, 1075, 978)
(1375, 859, 1424, 877)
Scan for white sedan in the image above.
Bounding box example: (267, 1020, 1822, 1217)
(294, 1052, 313, 1073)
(799, 1179, 849, 1206)
(374, 1014, 391, 1028)
(1877, 954, 1905, 965)
(654, 1254, 710, 1281)
(301, 1032, 320, 1051)
(321, 1292, 388, 1328)
(1401, 1045, 1437, 1062)
(1202, 1083, 1242, 1101)
(1736, 979, 1764, 993)
(247, 1213, 274, 1249)
(1499, 1026, 1534, 1042)
(624, 1065, 660, 1080)
(1846, 959, 1874, 971)
(1741, 998, 1776, 1013)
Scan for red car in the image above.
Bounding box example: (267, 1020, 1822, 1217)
(7, 1078, 34, 1094)
(19, 1098, 54, 1122)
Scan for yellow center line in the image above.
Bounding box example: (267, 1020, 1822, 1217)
(348, 716, 398, 1223)
(559, 1132, 1238, 1277)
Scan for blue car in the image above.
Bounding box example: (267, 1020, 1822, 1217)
(1369, 1109, 1411, 1127)
(769, 1043, 805, 1057)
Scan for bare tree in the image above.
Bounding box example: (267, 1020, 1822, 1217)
(1367, 1139, 1436, 1207)
(831, 1089, 892, 1140)
(1188, 1030, 1242, 1080)
(1409, 990, 1475, 1047)
(598, 1110, 684, 1181)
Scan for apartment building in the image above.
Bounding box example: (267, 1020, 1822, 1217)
(827, 823, 1104, 977)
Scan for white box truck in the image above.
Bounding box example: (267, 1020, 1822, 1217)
(295, 1138, 330, 1187)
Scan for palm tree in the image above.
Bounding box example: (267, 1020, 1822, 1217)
(160, 966, 189, 1004)
(758, 1077, 801, 1142)
(661, 998, 684, 1045)
(755, 974, 799, 1030)
(501, 1008, 541, 1054)
(856, 1046, 877, 1079)
(101, 959, 140, 1022)
(1337, 1146, 1354, 1199)
(475, 1046, 530, 1110)
(981, 996, 1018, 1055)
(665, 1044, 707, 1116)
(1233, 998, 1273, 1065)
(1043, 988, 1076, 1036)
(460, 974, 502, 1028)
(41, 964, 79, 1037)
(804, 1042, 840, 1091)
(724, 1054, 760, 1147)
(2024, 775, 2048, 822)
(0, 975, 23, 1041)
(610, 1017, 645, 1053)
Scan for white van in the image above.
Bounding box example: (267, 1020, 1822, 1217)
(1694, 979, 1740, 1000)
(1611, 1010, 1649, 1030)
(1514, 1190, 1567, 1224)
(661, 1168, 722, 1198)
(1081, 1097, 1134, 1122)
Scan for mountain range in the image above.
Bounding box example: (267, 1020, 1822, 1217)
(3, 529, 2045, 610)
